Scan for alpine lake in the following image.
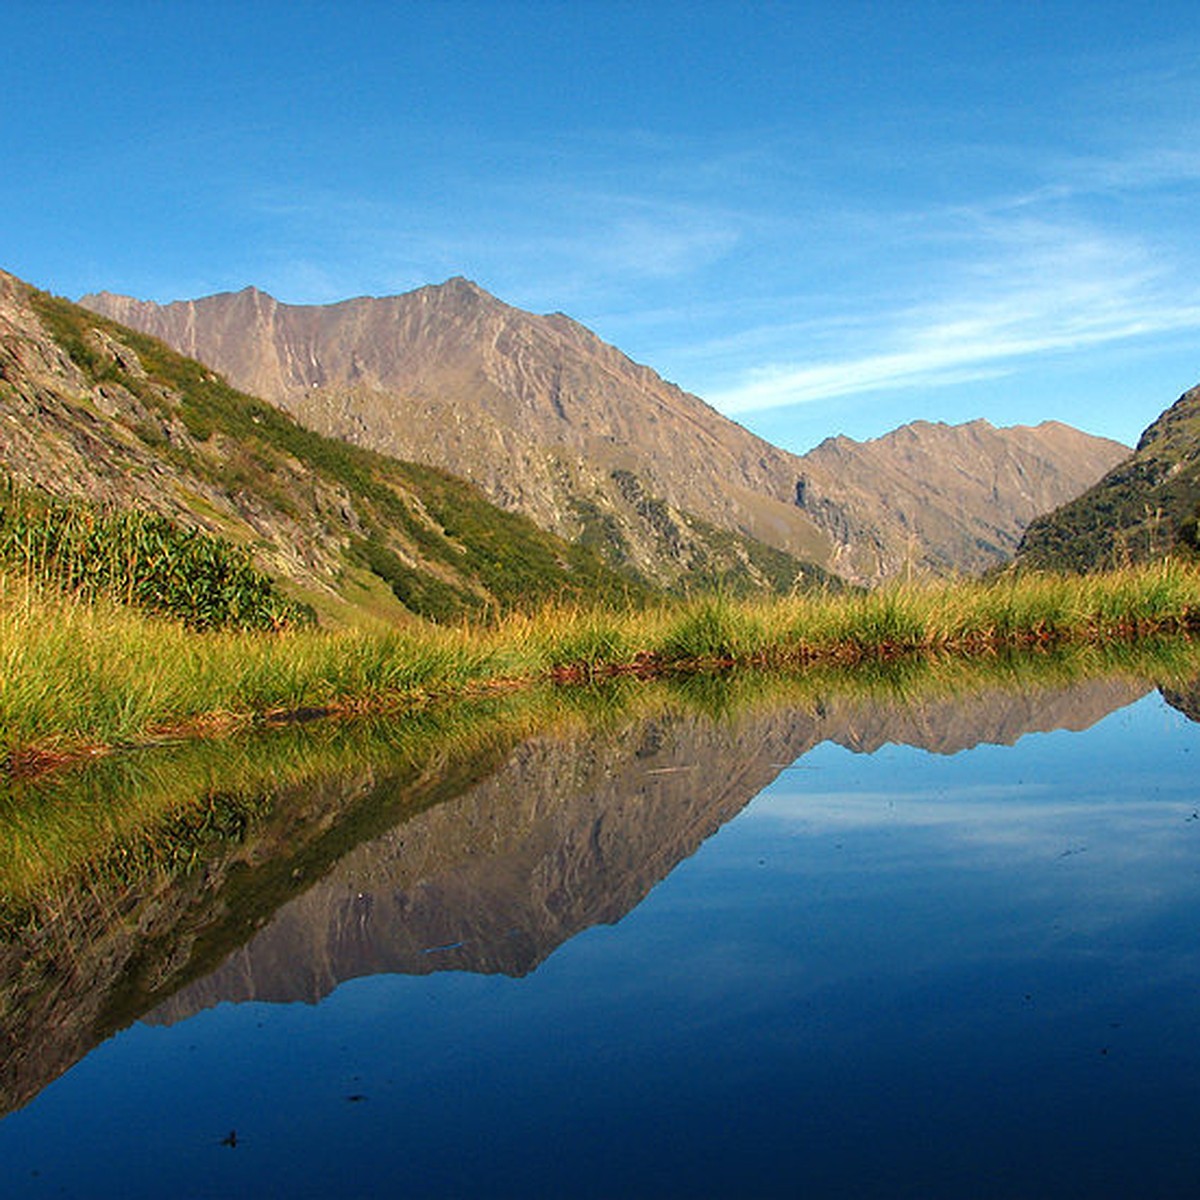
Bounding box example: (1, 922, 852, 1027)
(3, 642, 1200, 1198)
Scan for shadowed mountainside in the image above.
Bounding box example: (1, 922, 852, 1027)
(84, 279, 1126, 585)
(1018, 382, 1200, 571)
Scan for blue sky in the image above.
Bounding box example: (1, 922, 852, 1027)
(5, 1, 1200, 451)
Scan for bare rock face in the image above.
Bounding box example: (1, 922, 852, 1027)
(795, 419, 1131, 581)
(83, 280, 1128, 585)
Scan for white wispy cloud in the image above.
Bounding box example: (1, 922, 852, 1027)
(709, 210, 1200, 414)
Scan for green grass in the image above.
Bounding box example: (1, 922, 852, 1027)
(3, 560, 1200, 769)
(5, 626, 1200, 931)
(0, 477, 313, 631)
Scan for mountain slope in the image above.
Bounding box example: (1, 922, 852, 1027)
(0, 269, 649, 625)
(83, 280, 1127, 585)
(85, 279, 837, 587)
(1017, 382, 1200, 570)
(796, 418, 1129, 580)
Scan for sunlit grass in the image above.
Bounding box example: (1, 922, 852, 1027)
(5, 625, 1200, 924)
(3, 560, 1200, 768)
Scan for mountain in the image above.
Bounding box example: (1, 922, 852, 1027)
(84, 278, 835, 589)
(0, 268, 834, 609)
(83, 280, 1127, 585)
(1017, 382, 1200, 570)
(1, 269, 665, 623)
(793, 418, 1128, 580)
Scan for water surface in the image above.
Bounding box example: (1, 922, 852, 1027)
(2, 666, 1199, 1197)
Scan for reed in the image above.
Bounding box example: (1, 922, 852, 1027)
(7, 630, 1200, 927)
(0, 478, 312, 631)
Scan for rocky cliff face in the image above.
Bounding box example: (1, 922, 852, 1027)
(1018, 382, 1200, 570)
(795, 418, 1129, 581)
(84, 280, 1127, 585)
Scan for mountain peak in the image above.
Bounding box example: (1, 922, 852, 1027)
(77, 276, 1128, 586)
(429, 275, 496, 302)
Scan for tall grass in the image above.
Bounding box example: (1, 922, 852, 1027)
(6, 630, 1200, 929)
(3, 560, 1200, 769)
(0, 478, 312, 630)
(502, 560, 1200, 674)
(0, 575, 497, 767)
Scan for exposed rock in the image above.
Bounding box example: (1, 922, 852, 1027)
(83, 280, 1128, 585)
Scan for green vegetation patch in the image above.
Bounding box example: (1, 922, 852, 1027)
(1018, 385, 1200, 571)
(351, 535, 480, 623)
(27, 287, 638, 622)
(0, 479, 312, 631)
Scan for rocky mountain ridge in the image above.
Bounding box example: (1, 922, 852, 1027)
(84, 279, 1128, 585)
(795, 416, 1127, 579)
(86, 279, 833, 588)
(0, 268, 644, 625)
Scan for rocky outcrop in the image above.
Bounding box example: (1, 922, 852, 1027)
(84, 281, 1127, 585)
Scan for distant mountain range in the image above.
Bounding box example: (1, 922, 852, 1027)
(1018, 381, 1200, 570)
(83, 279, 1127, 587)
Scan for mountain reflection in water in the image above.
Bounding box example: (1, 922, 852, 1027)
(2, 659, 1200, 1198)
(146, 675, 1148, 1019)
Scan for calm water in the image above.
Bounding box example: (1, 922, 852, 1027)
(2, 674, 1200, 1197)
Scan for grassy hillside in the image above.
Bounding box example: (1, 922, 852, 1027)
(1018, 383, 1200, 571)
(0, 477, 313, 630)
(1, 275, 833, 623)
(4, 560, 1199, 772)
(9, 282, 644, 624)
